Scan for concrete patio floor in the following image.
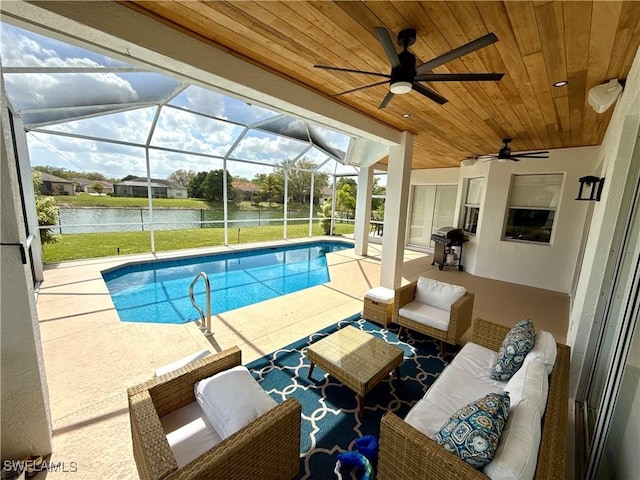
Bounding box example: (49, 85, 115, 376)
(35, 238, 569, 479)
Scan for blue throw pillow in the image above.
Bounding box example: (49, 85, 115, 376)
(491, 319, 536, 381)
(433, 392, 510, 468)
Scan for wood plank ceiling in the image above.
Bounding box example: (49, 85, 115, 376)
(124, 1, 640, 169)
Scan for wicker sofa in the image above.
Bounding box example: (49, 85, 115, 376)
(128, 346, 301, 480)
(378, 318, 570, 480)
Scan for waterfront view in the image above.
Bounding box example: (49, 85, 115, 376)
(55, 207, 316, 234)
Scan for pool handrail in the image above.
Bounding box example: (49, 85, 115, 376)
(189, 272, 213, 336)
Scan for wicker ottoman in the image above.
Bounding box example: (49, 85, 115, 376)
(363, 286, 395, 327)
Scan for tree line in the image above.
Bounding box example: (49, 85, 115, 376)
(168, 158, 331, 206)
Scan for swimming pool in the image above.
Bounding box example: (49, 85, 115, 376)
(102, 241, 353, 324)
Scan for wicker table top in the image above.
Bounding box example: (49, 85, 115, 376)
(306, 326, 404, 398)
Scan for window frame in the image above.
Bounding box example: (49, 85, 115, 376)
(462, 177, 484, 235)
(502, 173, 564, 245)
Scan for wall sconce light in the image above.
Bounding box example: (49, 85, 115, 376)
(577, 176, 605, 201)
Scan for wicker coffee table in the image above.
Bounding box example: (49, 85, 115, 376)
(307, 326, 404, 415)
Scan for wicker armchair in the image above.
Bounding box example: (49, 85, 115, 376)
(377, 318, 570, 480)
(393, 280, 474, 355)
(128, 346, 301, 480)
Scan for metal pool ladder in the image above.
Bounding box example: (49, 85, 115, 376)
(189, 272, 213, 336)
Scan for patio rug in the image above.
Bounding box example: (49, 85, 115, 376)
(246, 313, 459, 480)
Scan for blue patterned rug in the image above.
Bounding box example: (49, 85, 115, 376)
(246, 314, 459, 479)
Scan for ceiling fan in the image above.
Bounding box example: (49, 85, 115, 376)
(473, 138, 550, 162)
(314, 27, 505, 109)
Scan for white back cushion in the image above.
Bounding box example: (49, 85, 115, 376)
(414, 277, 466, 312)
(504, 360, 549, 415)
(523, 331, 557, 374)
(483, 400, 541, 480)
(195, 365, 277, 439)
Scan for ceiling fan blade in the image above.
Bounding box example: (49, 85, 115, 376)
(510, 155, 549, 159)
(333, 80, 391, 97)
(379, 91, 395, 109)
(314, 65, 391, 79)
(412, 82, 448, 105)
(375, 27, 401, 68)
(510, 150, 549, 156)
(414, 72, 505, 82)
(416, 33, 499, 74)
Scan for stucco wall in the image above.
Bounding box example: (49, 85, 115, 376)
(1, 107, 52, 460)
(410, 167, 461, 186)
(410, 152, 599, 293)
(461, 147, 599, 293)
(567, 45, 640, 397)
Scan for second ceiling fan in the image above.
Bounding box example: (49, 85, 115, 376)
(315, 27, 505, 109)
(474, 138, 550, 162)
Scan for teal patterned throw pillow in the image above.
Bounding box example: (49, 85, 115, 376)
(433, 392, 510, 468)
(491, 319, 536, 381)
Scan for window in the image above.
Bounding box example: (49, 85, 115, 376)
(463, 177, 484, 234)
(504, 174, 563, 244)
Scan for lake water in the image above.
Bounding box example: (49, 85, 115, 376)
(55, 207, 313, 234)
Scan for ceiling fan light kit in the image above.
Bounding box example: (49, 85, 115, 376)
(390, 81, 412, 94)
(315, 26, 505, 108)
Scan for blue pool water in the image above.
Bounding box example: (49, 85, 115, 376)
(102, 241, 352, 324)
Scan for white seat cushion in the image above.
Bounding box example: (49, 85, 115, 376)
(405, 342, 507, 438)
(523, 331, 557, 374)
(195, 365, 277, 439)
(160, 401, 222, 468)
(365, 286, 395, 303)
(505, 360, 549, 415)
(482, 400, 541, 480)
(414, 277, 466, 312)
(154, 349, 212, 377)
(399, 301, 450, 331)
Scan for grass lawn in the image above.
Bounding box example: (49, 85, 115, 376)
(42, 223, 355, 262)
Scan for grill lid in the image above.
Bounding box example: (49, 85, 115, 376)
(435, 226, 463, 238)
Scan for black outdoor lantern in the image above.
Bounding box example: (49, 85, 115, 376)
(576, 176, 605, 201)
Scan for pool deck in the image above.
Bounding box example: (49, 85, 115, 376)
(35, 238, 569, 479)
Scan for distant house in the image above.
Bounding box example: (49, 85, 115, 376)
(232, 180, 261, 201)
(113, 177, 187, 199)
(73, 178, 114, 195)
(319, 186, 333, 204)
(35, 171, 75, 196)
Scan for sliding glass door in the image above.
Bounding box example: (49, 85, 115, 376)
(408, 185, 457, 248)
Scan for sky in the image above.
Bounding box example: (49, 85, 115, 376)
(1, 22, 361, 182)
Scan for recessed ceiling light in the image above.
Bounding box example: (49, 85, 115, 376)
(402, 113, 411, 118)
(553, 80, 569, 87)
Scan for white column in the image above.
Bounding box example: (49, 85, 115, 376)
(308, 173, 315, 237)
(380, 132, 414, 289)
(144, 149, 155, 253)
(223, 158, 228, 245)
(354, 165, 373, 256)
(283, 169, 288, 239)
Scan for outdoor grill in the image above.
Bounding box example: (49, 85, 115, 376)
(431, 227, 466, 271)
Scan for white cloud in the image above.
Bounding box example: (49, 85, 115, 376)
(151, 108, 243, 156)
(232, 133, 308, 163)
